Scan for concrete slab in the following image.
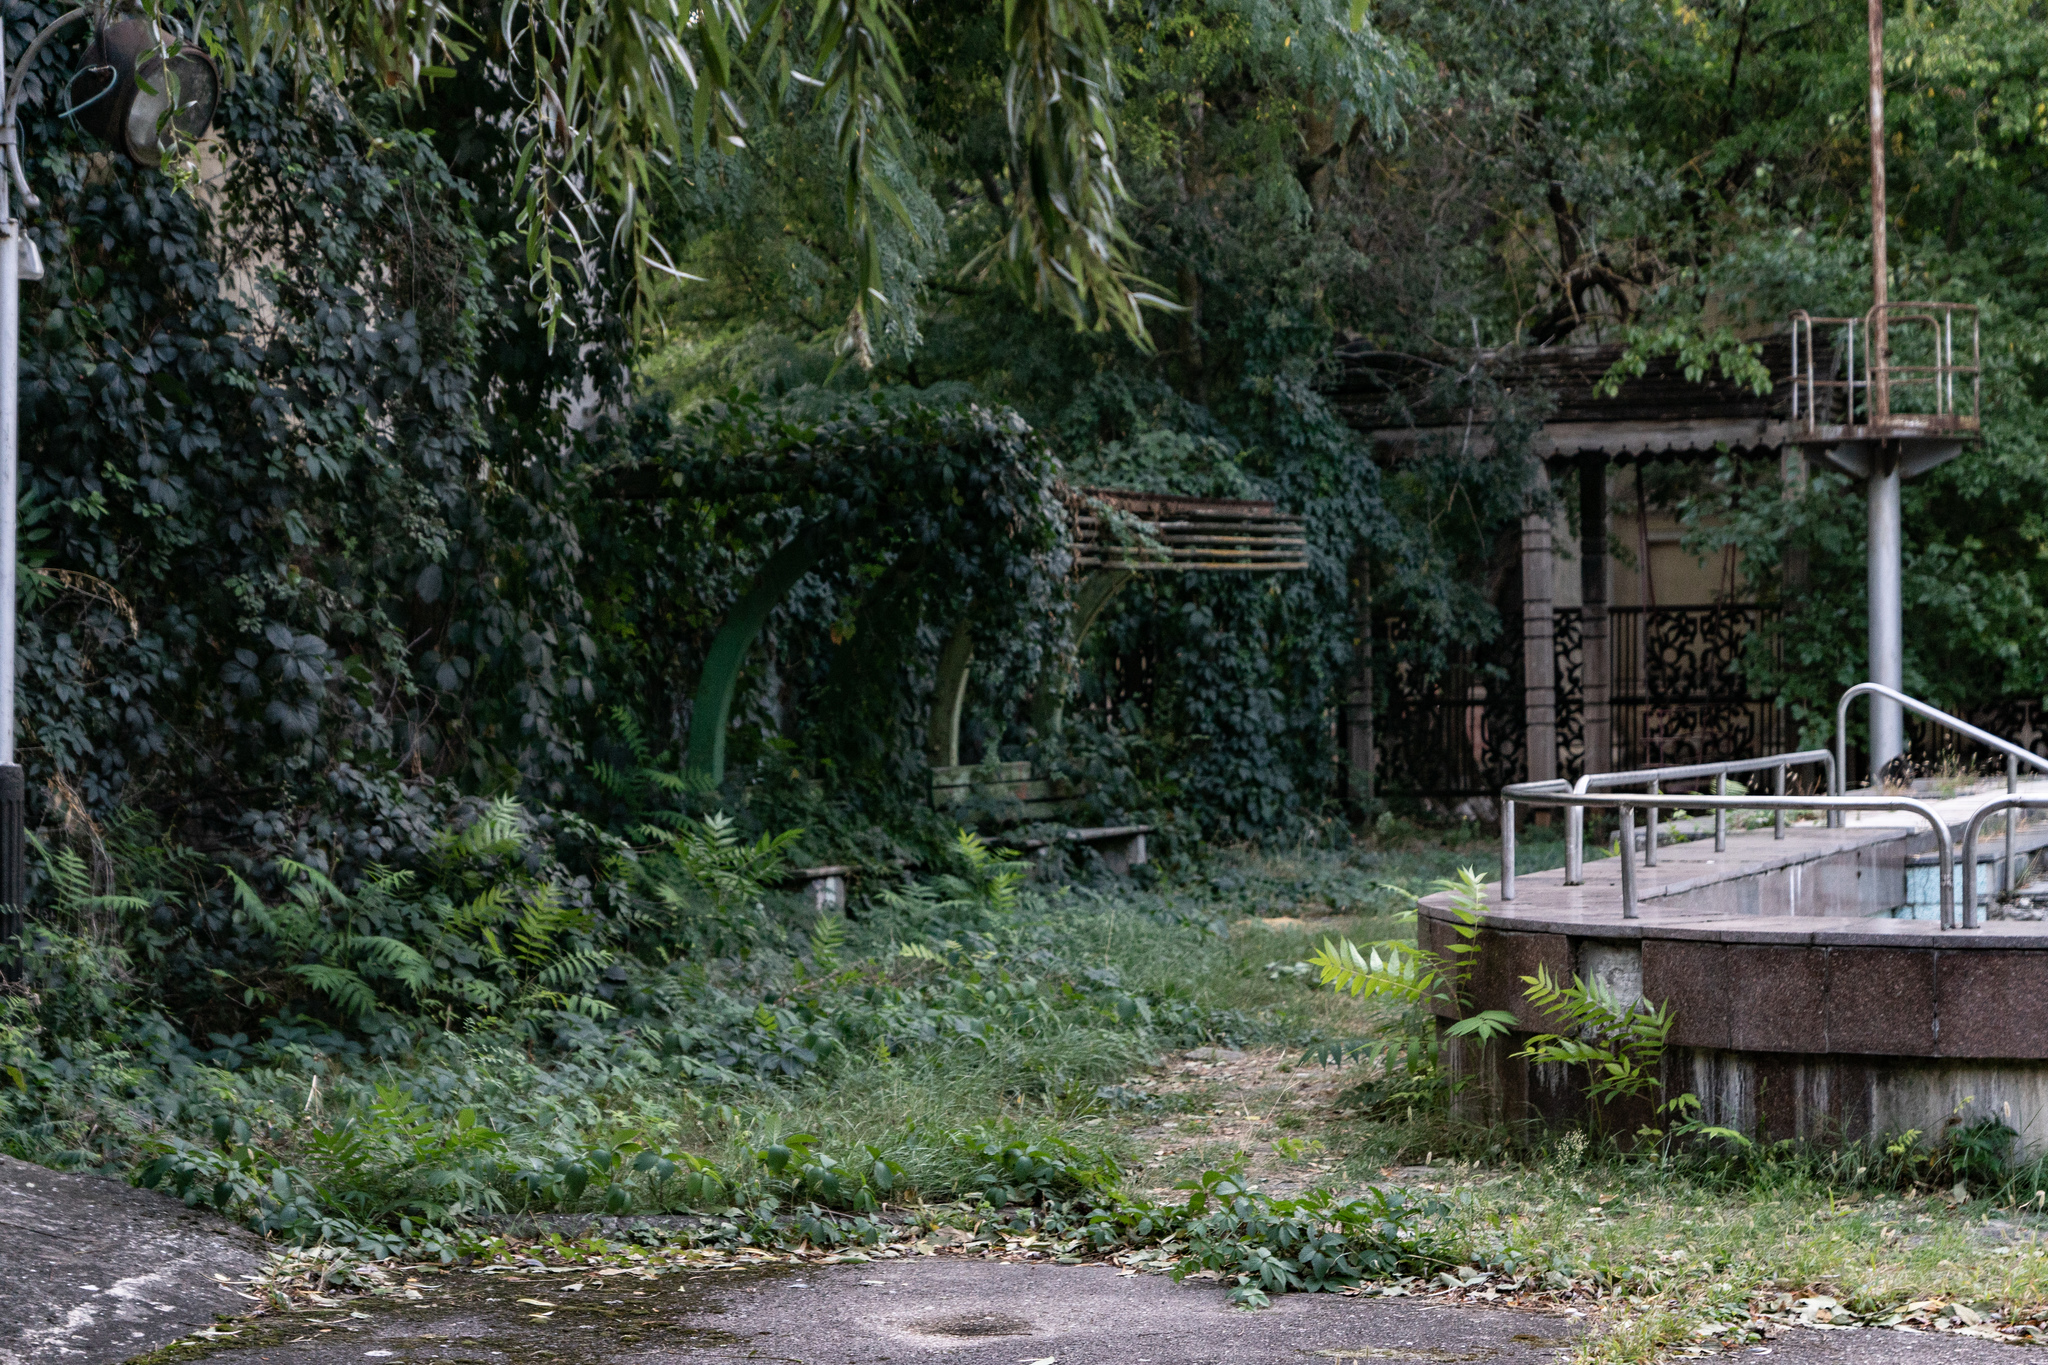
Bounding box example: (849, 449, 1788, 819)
(0, 1154, 265, 1365)
(172, 1256, 2020, 1365)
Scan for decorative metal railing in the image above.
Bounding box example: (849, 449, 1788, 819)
(1789, 303, 1980, 438)
(1374, 605, 1780, 798)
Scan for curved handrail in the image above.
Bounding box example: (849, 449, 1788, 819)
(1834, 683, 2048, 806)
(1504, 749, 1836, 887)
(1497, 790, 1954, 927)
(1959, 797, 2048, 930)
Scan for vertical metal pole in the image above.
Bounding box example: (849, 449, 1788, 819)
(2005, 754, 2017, 900)
(1864, 0, 1905, 781)
(1565, 804, 1583, 885)
(1501, 799, 1516, 902)
(1868, 458, 1904, 775)
(1646, 779, 1659, 866)
(0, 23, 21, 954)
(1714, 772, 1727, 852)
(1619, 807, 1638, 920)
(1774, 763, 1786, 839)
(1869, 0, 1888, 415)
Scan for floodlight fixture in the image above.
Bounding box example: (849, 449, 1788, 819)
(66, 15, 219, 169)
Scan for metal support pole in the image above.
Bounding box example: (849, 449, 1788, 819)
(1618, 807, 1638, 920)
(1565, 804, 1583, 885)
(1868, 454, 1904, 777)
(1774, 763, 1786, 839)
(1645, 779, 1659, 866)
(1868, 0, 1888, 416)
(1501, 799, 1515, 902)
(1714, 772, 1726, 852)
(2005, 754, 2018, 899)
(0, 35, 21, 953)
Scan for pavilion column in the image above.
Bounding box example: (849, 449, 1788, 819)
(1781, 445, 1808, 595)
(1579, 453, 1612, 776)
(1520, 463, 1556, 789)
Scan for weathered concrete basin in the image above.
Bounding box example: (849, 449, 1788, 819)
(1423, 781, 2048, 1153)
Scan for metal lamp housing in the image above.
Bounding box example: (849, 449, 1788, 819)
(68, 17, 218, 167)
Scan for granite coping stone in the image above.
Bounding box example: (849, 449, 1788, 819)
(1420, 906, 2048, 948)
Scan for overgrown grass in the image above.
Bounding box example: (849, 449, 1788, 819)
(14, 813, 2048, 1358)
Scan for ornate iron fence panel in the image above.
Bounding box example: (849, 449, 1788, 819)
(1610, 605, 1784, 770)
(1372, 620, 1524, 799)
(1374, 604, 1781, 799)
(1553, 608, 1583, 775)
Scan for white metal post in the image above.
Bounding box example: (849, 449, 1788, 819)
(0, 19, 20, 949)
(1868, 454, 1904, 776)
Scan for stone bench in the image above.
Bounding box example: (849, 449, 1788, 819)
(782, 865, 851, 914)
(1006, 824, 1153, 876)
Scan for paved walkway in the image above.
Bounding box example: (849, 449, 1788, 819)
(169, 1257, 2025, 1365)
(1, 1152, 2031, 1365)
(0, 1154, 263, 1365)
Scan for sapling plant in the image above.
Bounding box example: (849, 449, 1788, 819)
(1516, 965, 1745, 1154)
(1306, 867, 1518, 1098)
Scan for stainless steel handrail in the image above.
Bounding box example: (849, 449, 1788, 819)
(1833, 681, 2048, 792)
(1498, 790, 1954, 926)
(1504, 749, 1836, 889)
(1834, 683, 2046, 887)
(1959, 797, 2048, 930)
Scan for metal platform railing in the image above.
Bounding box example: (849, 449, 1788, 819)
(1499, 683, 2047, 930)
(1961, 798, 2048, 930)
(1499, 787, 1955, 926)
(1790, 303, 1980, 437)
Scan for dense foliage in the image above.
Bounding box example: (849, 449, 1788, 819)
(11, 0, 2048, 1259)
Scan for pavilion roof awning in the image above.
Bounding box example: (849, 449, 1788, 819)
(1325, 334, 1800, 462)
(1071, 488, 1309, 572)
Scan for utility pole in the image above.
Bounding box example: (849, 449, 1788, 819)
(1865, 0, 1906, 776)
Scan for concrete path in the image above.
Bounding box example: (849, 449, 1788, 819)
(0, 1152, 2029, 1365)
(173, 1256, 2022, 1365)
(0, 1153, 264, 1365)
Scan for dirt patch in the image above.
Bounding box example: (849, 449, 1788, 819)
(904, 1311, 1036, 1336)
(1120, 1045, 1354, 1197)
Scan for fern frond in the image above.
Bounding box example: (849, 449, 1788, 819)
(590, 759, 632, 799)
(290, 963, 378, 1017)
(39, 841, 93, 917)
(612, 705, 653, 768)
(445, 797, 526, 861)
(277, 858, 353, 910)
(227, 869, 309, 947)
(445, 885, 511, 934)
(808, 914, 845, 972)
(533, 948, 609, 991)
(352, 935, 435, 992)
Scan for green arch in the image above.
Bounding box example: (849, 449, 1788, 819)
(1028, 569, 1136, 733)
(685, 534, 825, 787)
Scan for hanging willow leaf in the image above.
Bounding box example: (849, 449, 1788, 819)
(174, 0, 1339, 345)
(993, 0, 1170, 344)
(807, 0, 916, 365)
